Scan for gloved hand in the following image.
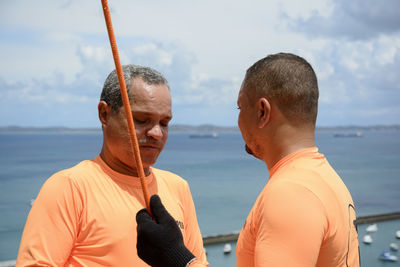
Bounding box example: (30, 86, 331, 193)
(136, 195, 196, 267)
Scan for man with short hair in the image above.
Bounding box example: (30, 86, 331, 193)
(136, 53, 360, 267)
(16, 65, 208, 266)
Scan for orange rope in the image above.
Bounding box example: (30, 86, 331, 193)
(101, 0, 151, 214)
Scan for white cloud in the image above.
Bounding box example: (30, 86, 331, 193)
(278, 0, 333, 19)
(80, 45, 108, 63)
(289, 0, 400, 40)
(0, 0, 399, 126)
(374, 35, 400, 66)
(132, 43, 173, 66)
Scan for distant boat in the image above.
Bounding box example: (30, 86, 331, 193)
(30, 199, 35, 206)
(378, 250, 398, 262)
(189, 132, 219, 139)
(0, 260, 16, 267)
(396, 230, 400, 239)
(363, 234, 373, 244)
(333, 131, 363, 138)
(366, 223, 378, 233)
(390, 243, 399, 251)
(223, 243, 232, 254)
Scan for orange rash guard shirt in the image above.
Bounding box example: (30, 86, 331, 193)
(16, 156, 208, 267)
(236, 147, 359, 267)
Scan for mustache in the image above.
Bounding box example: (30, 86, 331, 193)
(138, 138, 164, 148)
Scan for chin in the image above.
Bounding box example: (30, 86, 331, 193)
(245, 144, 262, 160)
(140, 157, 157, 168)
(245, 144, 253, 155)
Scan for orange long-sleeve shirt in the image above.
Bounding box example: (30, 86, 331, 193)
(236, 147, 359, 267)
(17, 156, 208, 266)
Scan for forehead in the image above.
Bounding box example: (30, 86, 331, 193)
(238, 80, 249, 103)
(129, 78, 172, 115)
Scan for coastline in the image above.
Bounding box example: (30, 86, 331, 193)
(0, 124, 399, 134)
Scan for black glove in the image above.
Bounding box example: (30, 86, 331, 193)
(136, 195, 196, 267)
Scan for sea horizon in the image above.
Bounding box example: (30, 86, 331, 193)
(1, 124, 399, 134)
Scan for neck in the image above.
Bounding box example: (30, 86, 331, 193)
(263, 124, 316, 170)
(100, 148, 150, 177)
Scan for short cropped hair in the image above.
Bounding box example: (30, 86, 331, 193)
(101, 65, 169, 113)
(244, 53, 319, 126)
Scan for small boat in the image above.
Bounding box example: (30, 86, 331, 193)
(333, 131, 363, 138)
(30, 199, 35, 206)
(0, 260, 17, 267)
(189, 132, 218, 139)
(390, 243, 399, 251)
(366, 223, 378, 233)
(396, 230, 400, 239)
(378, 250, 398, 262)
(363, 234, 373, 244)
(223, 243, 232, 254)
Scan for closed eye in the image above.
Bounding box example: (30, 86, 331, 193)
(160, 120, 170, 127)
(134, 118, 148, 124)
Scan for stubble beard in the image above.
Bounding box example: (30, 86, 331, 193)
(245, 143, 263, 160)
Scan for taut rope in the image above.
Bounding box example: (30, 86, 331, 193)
(101, 0, 151, 213)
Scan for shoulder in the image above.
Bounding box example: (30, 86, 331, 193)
(247, 180, 328, 243)
(42, 159, 99, 192)
(151, 168, 192, 199)
(267, 163, 331, 203)
(258, 179, 327, 223)
(32, 162, 93, 213)
(62, 159, 99, 176)
(50, 159, 100, 183)
(151, 168, 189, 186)
(263, 178, 323, 207)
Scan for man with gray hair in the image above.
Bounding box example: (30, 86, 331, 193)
(16, 65, 208, 266)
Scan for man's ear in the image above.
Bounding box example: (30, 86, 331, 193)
(98, 101, 112, 127)
(257, 98, 271, 128)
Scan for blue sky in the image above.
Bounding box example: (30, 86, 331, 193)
(1, 0, 399, 127)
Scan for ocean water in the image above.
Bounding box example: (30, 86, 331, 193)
(0, 130, 399, 266)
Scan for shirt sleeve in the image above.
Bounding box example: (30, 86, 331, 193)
(254, 181, 328, 267)
(16, 172, 82, 267)
(181, 181, 209, 267)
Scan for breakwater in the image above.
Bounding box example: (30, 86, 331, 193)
(203, 211, 400, 245)
(203, 232, 240, 245)
(354, 211, 400, 225)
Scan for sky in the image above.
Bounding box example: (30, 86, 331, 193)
(1, 0, 399, 127)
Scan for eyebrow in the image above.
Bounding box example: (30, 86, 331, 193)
(132, 111, 172, 120)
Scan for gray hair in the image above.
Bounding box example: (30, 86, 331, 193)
(100, 64, 169, 113)
(244, 53, 319, 126)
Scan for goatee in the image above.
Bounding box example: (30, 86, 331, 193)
(245, 144, 253, 155)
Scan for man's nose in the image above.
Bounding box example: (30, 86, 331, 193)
(147, 124, 163, 140)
